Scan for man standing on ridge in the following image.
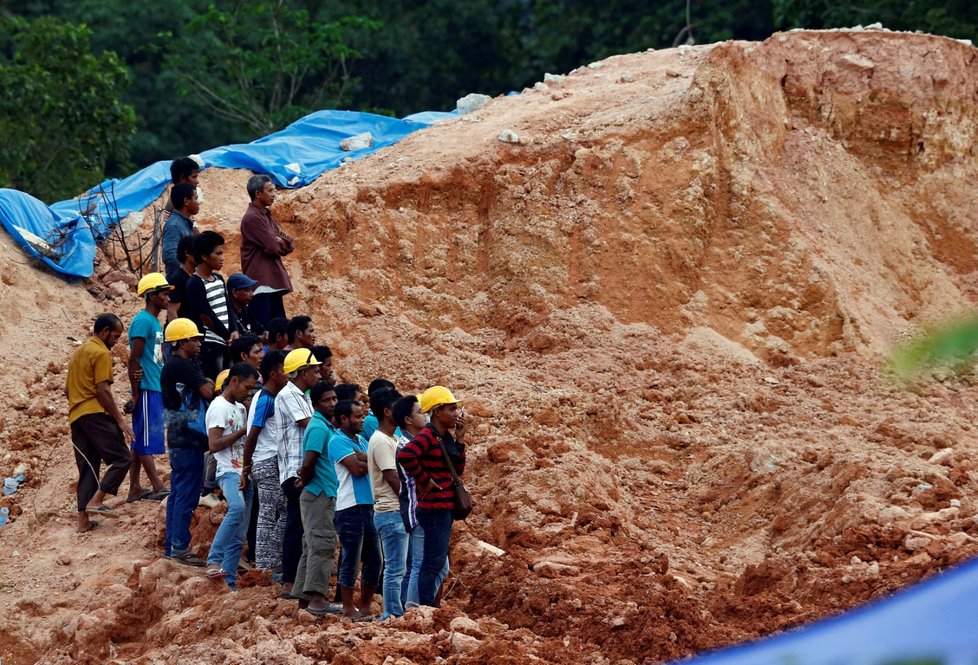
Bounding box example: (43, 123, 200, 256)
(161, 181, 199, 280)
(66, 314, 136, 534)
(241, 174, 293, 330)
(126, 273, 173, 503)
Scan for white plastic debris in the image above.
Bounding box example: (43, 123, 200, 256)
(339, 132, 373, 152)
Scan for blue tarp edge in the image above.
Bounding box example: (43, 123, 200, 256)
(0, 108, 455, 279)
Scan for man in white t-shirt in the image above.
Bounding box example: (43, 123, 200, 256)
(204, 362, 259, 590)
(367, 388, 407, 620)
(274, 348, 320, 596)
(240, 349, 290, 571)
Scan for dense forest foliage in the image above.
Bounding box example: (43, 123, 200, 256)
(1, 0, 976, 200)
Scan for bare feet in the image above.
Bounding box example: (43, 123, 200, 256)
(76, 512, 99, 533)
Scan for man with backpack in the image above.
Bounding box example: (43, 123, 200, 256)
(161, 318, 214, 566)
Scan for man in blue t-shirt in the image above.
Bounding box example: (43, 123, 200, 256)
(327, 399, 381, 620)
(126, 273, 173, 502)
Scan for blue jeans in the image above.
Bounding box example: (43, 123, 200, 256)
(207, 473, 254, 588)
(374, 510, 408, 619)
(415, 508, 453, 606)
(402, 522, 450, 607)
(164, 447, 205, 557)
(334, 504, 381, 589)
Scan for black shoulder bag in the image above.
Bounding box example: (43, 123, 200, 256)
(436, 435, 473, 521)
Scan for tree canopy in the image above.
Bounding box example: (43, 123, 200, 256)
(2, 0, 975, 200)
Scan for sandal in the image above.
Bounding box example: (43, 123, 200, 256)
(166, 551, 207, 567)
(77, 520, 100, 534)
(146, 490, 170, 501)
(126, 489, 153, 503)
(86, 506, 120, 518)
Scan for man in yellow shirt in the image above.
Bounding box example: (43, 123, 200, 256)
(66, 314, 136, 533)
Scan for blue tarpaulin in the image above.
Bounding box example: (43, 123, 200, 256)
(673, 556, 978, 665)
(0, 109, 454, 279)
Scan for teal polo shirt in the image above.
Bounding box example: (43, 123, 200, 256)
(302, 411, 339, 497)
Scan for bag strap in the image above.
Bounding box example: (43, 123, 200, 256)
(433, 430, 463, 487)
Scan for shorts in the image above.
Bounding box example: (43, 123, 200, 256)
(132, 389, 165, 455)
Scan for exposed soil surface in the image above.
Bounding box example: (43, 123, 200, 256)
(1, 28, 978, 664)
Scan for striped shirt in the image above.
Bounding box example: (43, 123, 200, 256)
(202, 276, 230, 346)
(396, 425, 465, 511)
(396, 433, 420, 529)
(275, 381, 313, 484)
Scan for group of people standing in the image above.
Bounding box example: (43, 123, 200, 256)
(65, 158, 470, 620)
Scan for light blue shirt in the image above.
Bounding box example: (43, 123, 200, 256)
(327, 430, 373, 510)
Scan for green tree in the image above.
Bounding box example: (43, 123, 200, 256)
(165, 1, 378, 137)
(773, 0, 978, 40)
(0, 16, 136, 201)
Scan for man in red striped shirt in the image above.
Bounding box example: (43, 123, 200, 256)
(395, 386, 466, 606)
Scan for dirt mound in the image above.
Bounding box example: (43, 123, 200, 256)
(1, 28, 978, 665)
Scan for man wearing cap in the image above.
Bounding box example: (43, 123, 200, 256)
(396, 386, 467, 607)
(67, 314, 137, 534)
(275, 348, 319, 595)
(227, 273, 265, 340)
(126, 273, 173, 503)
(161, 318, 215, 566)
(241, 174, 293, 331)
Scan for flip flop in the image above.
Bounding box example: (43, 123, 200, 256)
(86, 506, 120, 518)
(126, 489, 153, 503)
(145, 490, 170, 501)
(348, 614, 376, 623)
(77, 520, 100, 534)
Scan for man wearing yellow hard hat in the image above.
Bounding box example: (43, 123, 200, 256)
(161, 317, 214, 566)
(396, 386, 468, 607)
(276, 348, 320, 596)
(125, 273, 174, 504)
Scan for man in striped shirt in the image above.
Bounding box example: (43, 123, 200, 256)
(396, 386, 466, 607)
(393, 395, 448, 608)
(186, 231, 238, 380)
(275, 349, 320, 597)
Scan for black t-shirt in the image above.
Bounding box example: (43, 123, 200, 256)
(161, 355, 209, 450)
(167, 267, 194, 320)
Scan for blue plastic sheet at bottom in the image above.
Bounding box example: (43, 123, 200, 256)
(0, 108, 455, 279)
(674, 556, 978, 665)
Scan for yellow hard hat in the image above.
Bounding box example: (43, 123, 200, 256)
(283, 348, 320, 374)
(419, 386, 460, 414)
(164, 318, 203, 342)
(136, 272, 174, 296)
(215, 369, 230, 392)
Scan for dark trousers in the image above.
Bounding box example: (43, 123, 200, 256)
(198, 342, 228, 382)
(416, 508, 453, 606)
(246, 485, 259, 564)
(334, 504, 381, 589)
(250, 292, 287, 332)
(70, 413, 130, 512)
(281, 478, 304, 584)
(164, 447, 205, 556)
